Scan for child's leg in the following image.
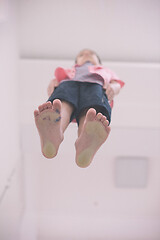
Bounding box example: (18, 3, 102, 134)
(61, 101, 74, 132)
(34, 99, 73, 158)
(75, 108, 111, 168)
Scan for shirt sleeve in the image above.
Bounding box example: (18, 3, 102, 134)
(110, 70, 125, 88)
(54, 67, 67, 82)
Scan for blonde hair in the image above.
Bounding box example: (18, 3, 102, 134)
(75, 49, 102, 64)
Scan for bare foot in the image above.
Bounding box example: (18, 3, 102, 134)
(34, 99, 63, 158)
(75, 108, 111, 168)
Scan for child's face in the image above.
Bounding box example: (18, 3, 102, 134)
(76, 49, 100, 66)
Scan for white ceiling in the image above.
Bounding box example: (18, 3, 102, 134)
(19, 0, 160, 63)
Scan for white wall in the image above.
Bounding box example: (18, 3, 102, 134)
(0, 0, 20, 195)
(0, 0, 159, 239)
(0, 1, 23, 239)
(19, 59, 160, 240)
(19, 0, 160, 62)
(6, 0, 159, 239)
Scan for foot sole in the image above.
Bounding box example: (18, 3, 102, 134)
(43, 141, 56, 158)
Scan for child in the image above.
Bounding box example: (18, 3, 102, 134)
(34, 49, 124, 168)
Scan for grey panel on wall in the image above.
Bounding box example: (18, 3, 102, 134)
(115, 156, 149, 188)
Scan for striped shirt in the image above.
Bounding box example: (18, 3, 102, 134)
(62, 61, 104, 86)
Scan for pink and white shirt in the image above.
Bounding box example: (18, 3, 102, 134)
(54, 62, 125, 89)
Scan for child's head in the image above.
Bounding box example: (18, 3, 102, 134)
(75, 49, 101, 66)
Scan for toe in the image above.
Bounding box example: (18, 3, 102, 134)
(103, 119, 109, 128)
(38, 104, 43, 112)
(43, 103, 49, 110)
(101, 115, 106, 123)
(34, 109, 39, 117)
(38, 103, 47, 112)
(46, 101, 52, 109)
(52, 99, 61, 112)
(39, 102, 50, 112)
(86, 108, 96, 121)
(96, 112, 102, 121)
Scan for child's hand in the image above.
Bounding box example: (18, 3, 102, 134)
(105, 84, 115, 102)
(47, 78, 59, 97)
(105, 81, 121, 101)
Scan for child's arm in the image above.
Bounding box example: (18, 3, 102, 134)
(105, 80, 121, 102)
(47, 78, 59, 97)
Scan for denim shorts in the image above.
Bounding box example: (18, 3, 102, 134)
(47, 81, 111, 125)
